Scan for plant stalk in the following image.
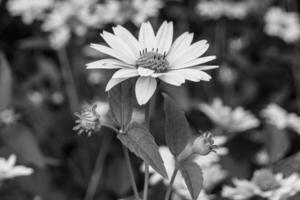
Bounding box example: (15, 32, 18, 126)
(164, 168, 179, 200)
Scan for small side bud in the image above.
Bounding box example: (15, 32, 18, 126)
(73, 104, 101, 136)
(177, 132, 217, 161)
(191, 132, 217, 156)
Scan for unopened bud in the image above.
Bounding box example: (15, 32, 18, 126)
(177, 132, 217, 161)
(192, 132, 216, 156)
(73, 104, 101, 136)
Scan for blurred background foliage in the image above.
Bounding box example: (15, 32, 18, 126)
(1, 0, 300, 199)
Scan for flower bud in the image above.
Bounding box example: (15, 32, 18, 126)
(191, 132, 216, 155)
(177, 132, 217, 161)
(73, 104, 101, 136)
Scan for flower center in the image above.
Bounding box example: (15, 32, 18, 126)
(251, 170, 280, 191)
(136, 50, 169, 73)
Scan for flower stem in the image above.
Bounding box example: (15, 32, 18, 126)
(143, 101, 152, 200)
(57, 47, 79, 113)
(84, 134, 111, 200)
(164, 168, 179, 200)
(122, 145, 140, 200)
(291, 64, 300, 113)
(143, 163, 149, 200)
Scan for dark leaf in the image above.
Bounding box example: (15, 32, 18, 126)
(266, 125, 290, 163)
(179, 159, 203, 200)
(117, 122, 168, 178)
(1, 123, 46, 167)
(0, 53, 13, 110)
(163, 93, 191, 156)
(108, 81, 133, 129)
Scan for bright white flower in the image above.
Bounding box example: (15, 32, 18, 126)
(222, 169, 300, 200)
(0, 155, 33, 180)
(7, 0, 53, 24)
(199, 98, 260, 133)
(196, 0, 250, 20)
(131, 0, 163, 25)
(0, 108, 20, 126)
(143, 137, 228, 195)
(261, 104, 300, 134)
(87, 21, 218, 105)
(264, 7, 300, 43)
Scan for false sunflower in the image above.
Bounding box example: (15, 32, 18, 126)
(87, 21, 218, 105)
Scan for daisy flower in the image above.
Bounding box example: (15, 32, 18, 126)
(222, 169, 300, 200)
(87, 21, 218, 105)
(0, 155, 33, 181)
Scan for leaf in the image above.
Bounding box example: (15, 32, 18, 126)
(108, 81, 133, 129)
(117, 122, 168, 178)
(273, 150, 300, 176)
(1, 123, 46, 167)
(0, 53, 13, 110)
(266, 125, 290, 163)
(179, 160, 203, 200)
(163, 93, 191, 156)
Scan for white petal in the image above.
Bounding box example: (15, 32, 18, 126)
(135, 77, 157, 105)
(112, 25, 141, 58)
(105, 78, 129, 91)
(159, 71, 185, 86)
(172, 56, 216, 69)
(90, 44, 135, 65)
(112, 68, 139, 79)
(166, 32, 194, 64)
(101, 31, 136, 63)
(7, 155, 16, 169)
(86, 59, 134, 69)
(139, 22, 156, 51)
(156, 21, 173, 54)
(192, 65, 219, 70)
(177, 69, 212, 82)
(138, 67, 155, 76)
(170, 40, 208, 68)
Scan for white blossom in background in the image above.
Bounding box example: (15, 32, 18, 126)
(222, 169, 300, 200)
(261, 104, 300, 134)
(130, 0, 164, 25)
(199, 98, 260, 133)
(142, 136, 228, 198)
(7, 0, 53, 24)
(87, 21, 218, 105)
(0, 108, 20, 126)
(0, 155, 33, 181)
(196, 0, 250, 20)
(264, 7, 300, 43)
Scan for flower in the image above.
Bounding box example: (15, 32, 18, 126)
(142, 136, 228, 195)
(199, 98, 260, 133)
(0, 155, 33, 180)
(222, 169, 300, 200)
(87, 21, 218, 105)
(7, 0, 53, 24)
(261, 104, 300, 134)
(196, 0, 250, 20)
(73, 103, 102, 135)
(264, 7, 300, 43)
(0, 108, 20, 126)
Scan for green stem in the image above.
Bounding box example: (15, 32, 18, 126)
(84, 134, 111, 200)
(122, 145, 141, 200)
(164, 168, 179, 200)
(291, 64, 300, 113)
(57, 47, 79, 113)
(143, 163, 149, 200)
(143, 101, 152, 200)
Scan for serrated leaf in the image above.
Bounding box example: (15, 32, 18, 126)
(117, 122, 168, 178)
(1, 123, 46, 167)
(179, 160, 203, 200)
(163, 94, 191, 156)
(0, 53, 13, 110)
(108, 81, 133, 129)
